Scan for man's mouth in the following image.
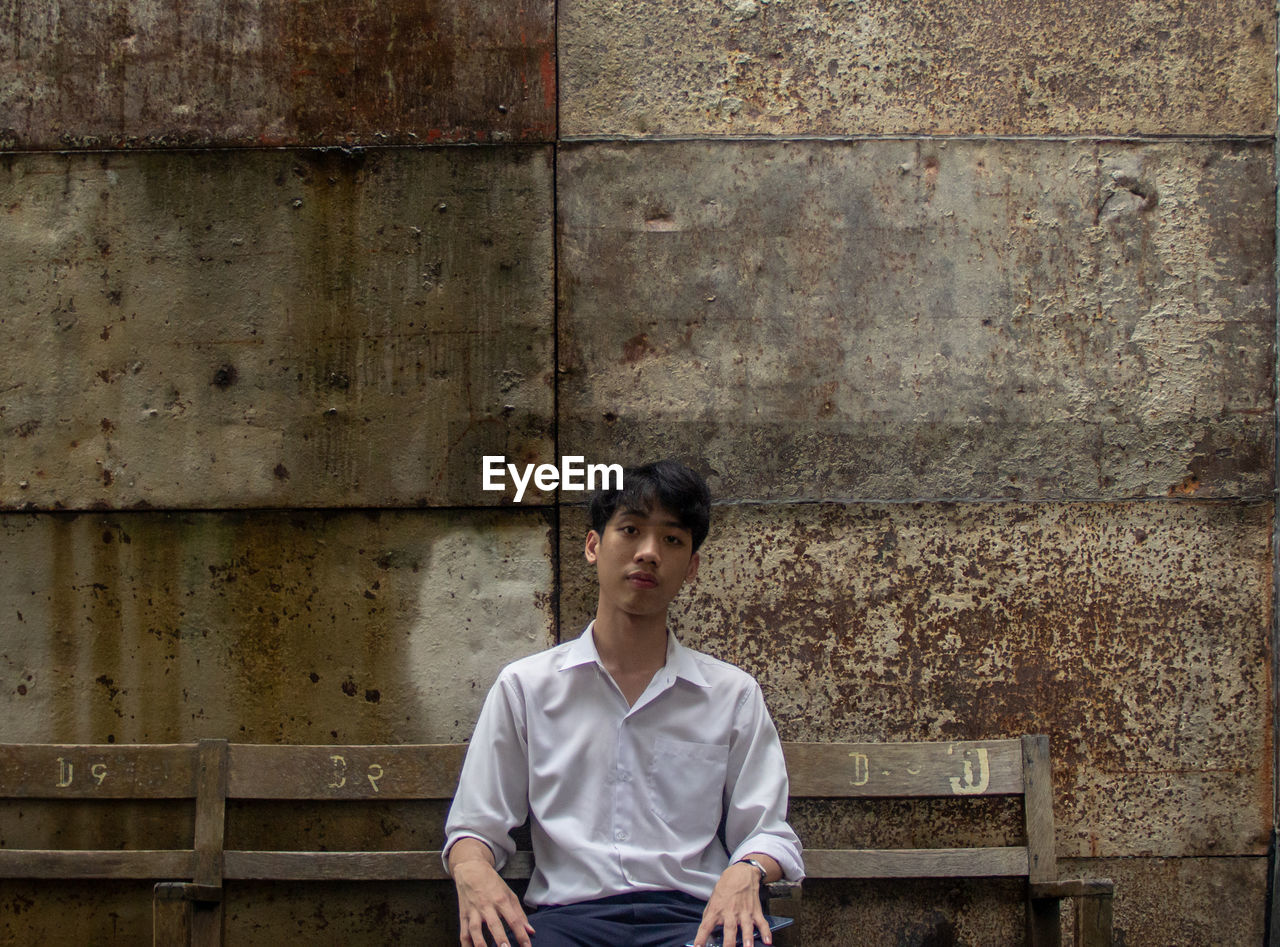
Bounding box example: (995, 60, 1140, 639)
(626, 572, 658, 588)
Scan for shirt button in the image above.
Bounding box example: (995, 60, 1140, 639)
(615, 830, 628, 841)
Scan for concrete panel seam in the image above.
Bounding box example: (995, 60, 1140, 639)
(700, 496, 1277, 509)
(559, 133, 1277, 145)
(0, 142, 550, 158)
(1268, 6, 1280, 941)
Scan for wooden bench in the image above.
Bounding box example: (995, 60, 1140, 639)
(0, 735, 1112, 946)
(775, 735, 1113, 946)
(0, 741, 228, 945)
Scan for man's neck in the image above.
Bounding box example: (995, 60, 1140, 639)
(591, 608, 669, 705)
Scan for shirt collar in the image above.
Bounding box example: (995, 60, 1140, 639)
(560, 621, 711, 688)
(560, 624, 602, 670)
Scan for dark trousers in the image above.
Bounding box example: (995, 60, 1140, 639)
(527, 890, 709, 947)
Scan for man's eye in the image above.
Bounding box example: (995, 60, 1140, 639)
(664, 535, 683, 545)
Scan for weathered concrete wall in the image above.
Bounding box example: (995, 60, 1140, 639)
(563, 501, 1273, 857)
(0, 147, 555, 509)
(1059, 856, 1270, 945)
(1, 0, 1276, 943)
(0, 0, 556, 148)
(1, 509, 555, 744)
(561, 0, 1275, 137)
(559, 139, 1275, 502)
(1, 509, 552, 943)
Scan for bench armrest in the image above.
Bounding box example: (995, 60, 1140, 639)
(763, 880, 802, 947)
(1030, 877, 1114, 899)
(765, 880, 802, 904)
(153, 882, 224, 947)
(154, 882, 224, 904)
(1029, 877, 1114, 947)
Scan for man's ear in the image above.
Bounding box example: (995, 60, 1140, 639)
(684, 551, 700, 582)
(584, 529, 600, 565)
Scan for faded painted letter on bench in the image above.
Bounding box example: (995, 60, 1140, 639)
(948, 747, 990, 795)
(330, 755, 347, 789)
(848, 751, 869, 786)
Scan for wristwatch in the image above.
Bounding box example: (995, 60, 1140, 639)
(736, 857, 769, 883)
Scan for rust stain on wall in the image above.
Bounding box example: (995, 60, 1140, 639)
(561, 0, 1275, 136)
(1058, 855, 1268, 944)
(281, 0, 555, 144)
(0, 0, 555, 149)
(560, 500, 1273, 860)
(2, 509, 555, 745)
(0, 148, 555, 509)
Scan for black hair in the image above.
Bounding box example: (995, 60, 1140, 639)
(588, 459, 711, 552)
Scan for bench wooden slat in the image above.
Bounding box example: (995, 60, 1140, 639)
(154, 883, 224, 903)
(782, 740, 1024, 797)
(221, 849, 534, 882)
(227, 744, 465, 799)
(223, 850, 453, 881)
(0, 849, 196, 879)
(0, 744, 200, 798)
(802, 846, 1031, 879)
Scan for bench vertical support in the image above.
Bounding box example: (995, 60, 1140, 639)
(1074, 889, 1114, 947)
(1022, 734, 1063, 947)
(191, 739, 229, 947)
(763, 882, 801, 947)
(153, 883, 195, 946)
(152, 740, 228, 947)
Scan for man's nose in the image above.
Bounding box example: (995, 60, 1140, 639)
(634, 534, 662, 562)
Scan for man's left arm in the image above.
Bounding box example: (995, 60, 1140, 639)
(693, 683, 804, 947)
(693, 852, 783, 947)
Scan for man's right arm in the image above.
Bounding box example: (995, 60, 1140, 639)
(445, 673, 535, 947)
(448, 837, 535, 947)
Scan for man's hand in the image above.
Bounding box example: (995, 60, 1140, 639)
(449, 838, 535, 947)
(691, 855, 780, 947)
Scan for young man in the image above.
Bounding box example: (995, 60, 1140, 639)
(445, 460, 803, 947)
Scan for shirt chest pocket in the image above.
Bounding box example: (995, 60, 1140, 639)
(645, 737, 730, 835)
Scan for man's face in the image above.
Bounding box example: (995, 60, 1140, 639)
(585, 503, 700, 620)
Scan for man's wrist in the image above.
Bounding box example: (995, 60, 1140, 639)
(447, 836, 497, 872)
(731, 852, 782, 885)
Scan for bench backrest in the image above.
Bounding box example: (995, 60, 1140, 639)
(222, 742, 476, 882)
(782, 735, 1055, 884)
(1, 735, 1054, 887)
(0, 740, 226, 889)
